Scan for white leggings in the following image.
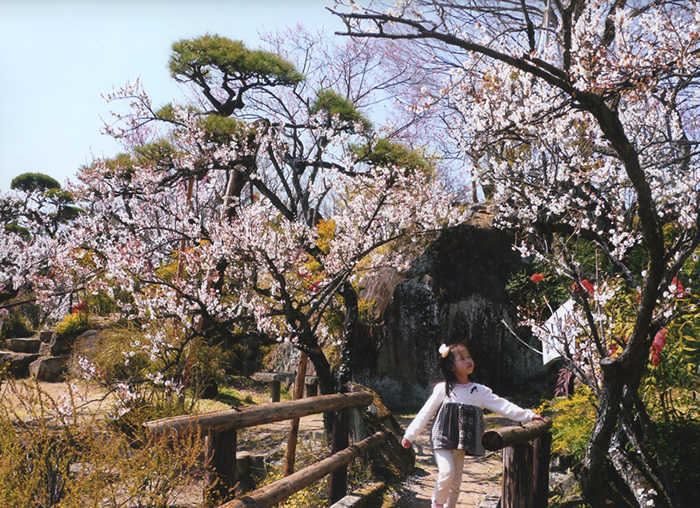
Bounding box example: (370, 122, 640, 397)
(432, 448, 465, 507)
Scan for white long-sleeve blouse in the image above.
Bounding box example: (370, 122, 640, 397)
(403, 381, 537, 455)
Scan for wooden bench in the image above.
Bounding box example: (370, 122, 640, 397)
(252, 372, 319, 402)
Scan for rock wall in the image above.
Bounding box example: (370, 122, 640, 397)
(357, 222, 545, 404)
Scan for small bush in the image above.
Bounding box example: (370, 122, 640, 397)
(76, 322, 150, 384)
(0, 378, 209, 507)
(55, 311, 90, 341)
(74, 322, 231, 428)
(0, 310, 33, 339)
(541, 386, 597, 464)
(85, 290, 120, 316)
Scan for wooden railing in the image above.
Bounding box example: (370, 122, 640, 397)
(251, 372, 318, 402)
(220, 431, 385, 508)
(481, 418, 553, 508)
(144, 391, 383, 507)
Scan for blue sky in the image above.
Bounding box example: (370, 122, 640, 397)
(0, 0, 341, 191)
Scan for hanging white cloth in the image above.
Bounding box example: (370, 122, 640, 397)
(540, 299, 576, 365)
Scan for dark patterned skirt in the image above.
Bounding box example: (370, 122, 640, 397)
(431, 403, 486, 455)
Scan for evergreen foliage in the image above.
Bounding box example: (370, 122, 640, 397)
(352, 138, 434, 177)
(10, 172, 61, 193)
(310, 89, 371, 130)
(169, 34, 303, 91)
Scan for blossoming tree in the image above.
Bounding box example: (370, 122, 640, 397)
(334, 1, 699, 506)
(42, 33, 466, 407)
(0, 173, 84, 318)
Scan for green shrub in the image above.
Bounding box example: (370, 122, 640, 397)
(183, 336, 231, 400)
(74, 322, 231, 429)
(77, 323, 150, 384)
(656, 416, 700, 505)
(542, 386, 597, 464)
(85, 290, 120, 316)
(0, 310, 33, 339)
(55, 311, 90, 341)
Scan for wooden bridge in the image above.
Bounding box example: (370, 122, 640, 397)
(145, 389, 552, 508)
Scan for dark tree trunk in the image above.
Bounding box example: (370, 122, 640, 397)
(579, 358, 627, 506)
(329, 282, 359, 502)
(306, 344, 334, 395)
(337, 281, 358, 390)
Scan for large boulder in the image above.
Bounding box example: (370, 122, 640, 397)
(357, 220, 545, 402)
(265, 341, 317, 378)
(44, 332, 73, 356)
(38, 330, 55, 343)
(262, 217, 546, 406)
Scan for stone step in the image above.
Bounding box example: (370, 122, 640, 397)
(0, 351, 41, 378)
(38, 330, 55, 343)
(29, 356, 69, 382)
(5, 337, 42, 354)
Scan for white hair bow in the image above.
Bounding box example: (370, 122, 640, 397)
(438, 344, 450, 358)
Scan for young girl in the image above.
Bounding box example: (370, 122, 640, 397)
(402, 342, 544, 508)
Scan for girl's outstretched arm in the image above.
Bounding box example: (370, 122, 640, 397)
(479, 384, 538, 423)
(402, 382, 446, 443)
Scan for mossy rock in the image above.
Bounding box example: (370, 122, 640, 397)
(348, 383, 415, 481)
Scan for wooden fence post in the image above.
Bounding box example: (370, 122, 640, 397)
(482, 418, 552, 508)
(284, 352, 308, 477)
(145, 392, 378, 506)
(532, 432, 552, 508)
(221, 432, 386, 508)
(502, 443, 533, 508)
(270, 380, 281, 403)
(206, 429, 238, 496)
(329, 407, 349, 503)
(305, 380, 318, 397)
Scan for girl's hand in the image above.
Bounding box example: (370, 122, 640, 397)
(533, 415, 546, 422)
(401, 438, 412, 449)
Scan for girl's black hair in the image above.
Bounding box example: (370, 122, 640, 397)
(439, 341, 468, 396)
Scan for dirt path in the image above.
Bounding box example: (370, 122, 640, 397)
(394, 415, 505, 508)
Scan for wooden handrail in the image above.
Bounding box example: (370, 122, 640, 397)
(219, 431, 386, 508)
(251, 372, 318, 384)
(143, 391, 382, 506)
(144, 391, 373, 436)
(481, 417, 552, 450)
